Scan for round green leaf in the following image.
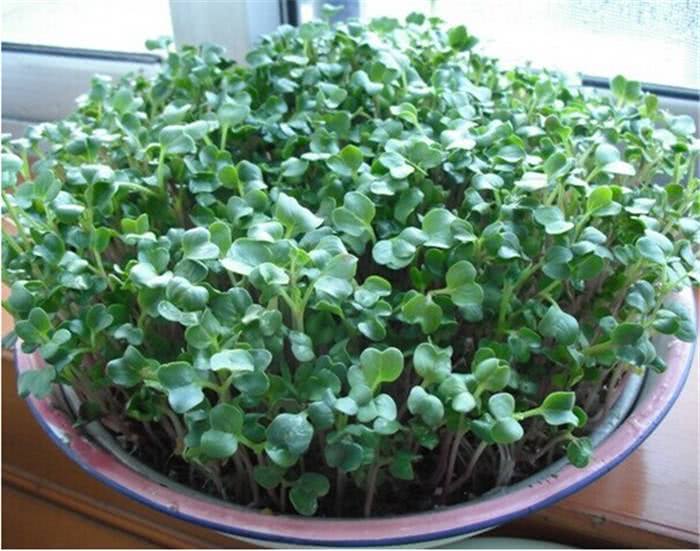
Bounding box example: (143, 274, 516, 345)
(413, 342, 452, 385)
(567, 437, 593, 468)
(407, 386, 444, 427)
(491, 418, 524, 443)
(360, 347, 404, 389)
(540, 391, 579, 426)
(324, 440, 364, 472)
(488, 392, 515, 419)
(538, 305, 579, 346)
(201, 429, 238, 458)
(266, 413, 314, 457)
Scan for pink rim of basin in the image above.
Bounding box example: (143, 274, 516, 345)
(14, 288, 697, 547)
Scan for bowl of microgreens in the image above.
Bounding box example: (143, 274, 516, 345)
(3, 6, 698, 548)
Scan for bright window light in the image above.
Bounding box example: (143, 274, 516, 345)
(361, 0, 700, 89)
(2, 0, 173, 53)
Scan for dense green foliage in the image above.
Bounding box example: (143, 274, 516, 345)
(2, 8, 698, 517)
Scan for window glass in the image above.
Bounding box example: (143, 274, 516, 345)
(345, 0, 700, 89)
(433, 0, 699, 90)
(2, 0, 172, 53)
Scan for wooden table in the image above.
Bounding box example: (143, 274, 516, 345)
(2, 292, 698, 548)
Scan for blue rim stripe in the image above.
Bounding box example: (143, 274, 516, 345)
(16, 309, 697, 546)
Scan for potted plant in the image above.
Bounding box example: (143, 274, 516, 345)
(3, 7, 698, 547)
